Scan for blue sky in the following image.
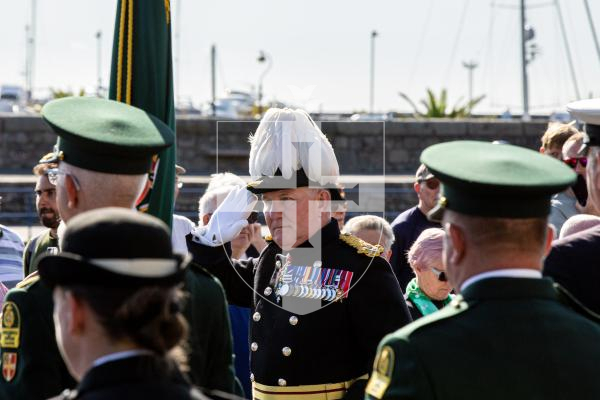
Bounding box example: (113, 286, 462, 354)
(1, 0, 599, 114)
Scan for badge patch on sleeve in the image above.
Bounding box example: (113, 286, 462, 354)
(2, 352, 17, 382)
(366, 345, 395, 399)
(1, 302, 21, 349)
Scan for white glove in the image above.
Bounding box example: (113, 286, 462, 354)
(192, 187, 258, 247)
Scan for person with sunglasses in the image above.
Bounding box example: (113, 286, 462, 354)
(549, 131, 592, 237)
(389, 164, 442, 290)
(544, 98, 600, 317)
(404, 228, 453, 320)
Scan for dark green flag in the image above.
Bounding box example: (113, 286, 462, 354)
(109, 0, 176, 229)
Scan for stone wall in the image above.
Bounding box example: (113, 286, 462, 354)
(0, 115, 547, 174)
(0, 115, 548, 225)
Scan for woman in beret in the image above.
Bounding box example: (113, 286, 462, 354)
(404, 228, 454, 320)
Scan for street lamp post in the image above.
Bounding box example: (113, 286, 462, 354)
(96, 30, 102, 97)
(462, 60, 478, 116)
(257, 50, 272, 116)
(370, 30, 378, 114)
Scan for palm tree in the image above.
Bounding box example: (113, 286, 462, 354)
(399, 88, 485, 118)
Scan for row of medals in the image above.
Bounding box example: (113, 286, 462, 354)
(274, 256, 344, 302)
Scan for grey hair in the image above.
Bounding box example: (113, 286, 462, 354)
(343, 215, 394, 252)
(198, 185, 237, 224)
(205, 172, 246, 192)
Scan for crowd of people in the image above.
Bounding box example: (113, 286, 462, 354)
(0, 96, 599, 399)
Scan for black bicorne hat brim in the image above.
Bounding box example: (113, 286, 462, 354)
(247, 168, 343, 201)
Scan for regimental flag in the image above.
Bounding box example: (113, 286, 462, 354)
(109, 0, 176, 229)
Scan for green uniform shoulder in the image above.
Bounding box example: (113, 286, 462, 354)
(339, 232, 383, 257)
(386, 296, 469, 342)
(16, 273, 41, 290)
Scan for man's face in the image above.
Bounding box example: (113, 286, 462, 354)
(35, 175, 60, 229)
(262, 188, 326, 249)
(416, 178, 440, 213)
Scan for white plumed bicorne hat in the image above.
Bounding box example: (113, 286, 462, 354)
(247, 108, 340, 195)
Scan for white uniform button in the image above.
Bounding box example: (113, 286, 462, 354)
(253, 312, 261, 322)
(289, 316, 298, 326)
(251, 342, 258, 352)
(278, 378, 287, 387)
(282, 347, 292, 357)
(264, 287, 273, 296)
(250, 373, 255, 382)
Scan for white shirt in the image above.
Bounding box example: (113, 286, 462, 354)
(460, 268, 542, 293)
(92, 349, 153, 368)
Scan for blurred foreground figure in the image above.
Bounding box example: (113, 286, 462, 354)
(367, 141, 600, 400)
(0, 97, 173, 399)
(38, 208, 207, 400)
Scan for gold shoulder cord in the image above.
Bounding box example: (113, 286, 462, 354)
(339, 233, 383, 257)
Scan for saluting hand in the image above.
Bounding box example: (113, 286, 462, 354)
(191, 187, 258, 247)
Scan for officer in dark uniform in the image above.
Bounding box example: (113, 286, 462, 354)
(187, 108, 412, 400)
(37, 208, 207, 400)
(366, 140, 600, 400)
(0, 97, 236, 398)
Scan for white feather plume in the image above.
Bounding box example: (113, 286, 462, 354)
(248, 108, 339, 186)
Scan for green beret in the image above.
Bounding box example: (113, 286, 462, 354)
(41, 97, 174, 174)
(421, 140, 576, 221)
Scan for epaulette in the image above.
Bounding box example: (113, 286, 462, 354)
(16, 272, 40, 289)
(339, 232, 383, 257)
(391, 295, 469, 339)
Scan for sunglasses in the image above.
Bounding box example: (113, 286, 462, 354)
(564, 157, 587, 168)
(430, 267, 448, 282)
(419, 178, 440, 190)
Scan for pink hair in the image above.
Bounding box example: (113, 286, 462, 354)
(406, 228, 444, 272)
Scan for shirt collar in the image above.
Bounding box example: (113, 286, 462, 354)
(92, 349, 153, 368)
(460, 268, 542, 293)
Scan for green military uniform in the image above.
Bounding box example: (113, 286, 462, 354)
(22, 229, 59, 276)
(366, 141, 600, 399)
(183, 264, 238, 394)
(0, 97, 175, 399)
(0, 274, 76, 398)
